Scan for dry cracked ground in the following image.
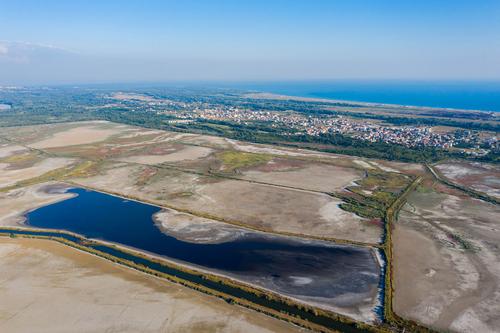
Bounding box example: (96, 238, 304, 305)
(0, 120, 499, 332)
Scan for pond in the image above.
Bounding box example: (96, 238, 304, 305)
(25, 186, 382, 321)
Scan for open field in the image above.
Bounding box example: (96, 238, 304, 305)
(0, 121, 402, 244)
(393, 180, 500, 332)
(0, 237, 309, 333)
(435, 161, 500, 199)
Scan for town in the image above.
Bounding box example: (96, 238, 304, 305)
(144, 99, 495, 153)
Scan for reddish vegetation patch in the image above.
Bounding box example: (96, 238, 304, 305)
(438, 162, 500, 193)
(339, 190, 359, 199)
(368, 218, 383, 227)
(460, 174, 483, 184)
(135, 167, 158, 186)
(47, 145, 130, 160)
(421, 178, 434, 187)
(434, 182, 467, 197)
(143, 143, 182, 156)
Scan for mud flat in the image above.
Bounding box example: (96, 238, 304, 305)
(435, 161, 500, 199)
(0, 237, 308, 333)
(0, 183, 74, 226)
(154, 208, 250, 244)
(393, 183, 500, 332)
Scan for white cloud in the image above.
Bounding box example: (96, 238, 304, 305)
(0, 43, 8, 55)
(0, 40, 80, 66)
(0, 40, 76, 52)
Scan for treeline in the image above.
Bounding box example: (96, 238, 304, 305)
(237, 130, 451, 162)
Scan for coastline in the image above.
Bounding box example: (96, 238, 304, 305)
(243, 92, 499, 114)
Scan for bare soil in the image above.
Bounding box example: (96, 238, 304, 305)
(393, 184, 500, 332)
(0, 237, 309, 333)
(436, 161, 500, 199)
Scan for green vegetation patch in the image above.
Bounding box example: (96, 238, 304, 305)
(217, 151, 272, 172)
(0, 151, 42, 168)
(448, 232, 480, 252)
(337, 170, 413, 219)
(357, 170, 410, 191)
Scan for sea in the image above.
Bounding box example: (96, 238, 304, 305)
(222, 81, 500, 112)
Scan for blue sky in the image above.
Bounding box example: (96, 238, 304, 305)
(1, 0, 499, 84)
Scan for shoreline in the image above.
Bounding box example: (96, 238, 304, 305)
(57, 229, 383, 324)
(244, 92, 499, 114)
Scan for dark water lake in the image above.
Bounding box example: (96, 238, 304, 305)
(25, 187, 381, 315)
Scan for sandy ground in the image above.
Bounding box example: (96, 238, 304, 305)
(118, 145, 214, 165)
(0, 144, 28, 158)
(29, 125, 124, 148)
(382, 160, 424, 173)
(393, 185, 500, 332)
(240, 162, 363, 193)
(178, 135, 235, 149)
(118, 129, 166, 139)
(225, 139, 343, 160)
(0, 237, 308, 333)
(154, 209, 250, 244)
(0, 183, 74, 226)
(0, 157, 74, 188)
